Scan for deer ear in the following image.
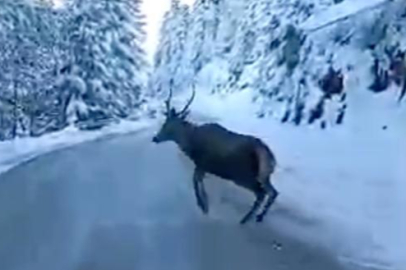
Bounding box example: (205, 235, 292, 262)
(164, 108, 176, 117)
(169, 108, 177, 117)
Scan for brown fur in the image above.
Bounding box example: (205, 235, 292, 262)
(152, 89, 279, 224)
(153, 119, 279, 224)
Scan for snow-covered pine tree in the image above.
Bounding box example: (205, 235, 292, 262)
(152, 0, 232, 99)
(151, 0, 404, 130)
(212, 0, 236, 57)
(199, 0, 219, 64)
(30, 7, 71, 137)
(149, 7, 172, 96)
(225, 0, 259, 89)
(63, 0, 148, 129)
(0, 0, 148, 140)
(0, 1, 60, 139)
(150, 0, 190, 97)
(253, 0, 406, 128)
(185, 0, 224, 77)
(173, 2, 192, 92)
(187, 1, 206, 75)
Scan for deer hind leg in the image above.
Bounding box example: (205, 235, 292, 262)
(240, 189, 266, 225)
(193, 168, 209, 214)
(256, 180, 278, 223)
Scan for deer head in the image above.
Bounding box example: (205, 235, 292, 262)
(152, 87, 196, 143)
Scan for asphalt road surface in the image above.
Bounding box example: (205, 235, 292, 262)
(0, 128, 367, 270)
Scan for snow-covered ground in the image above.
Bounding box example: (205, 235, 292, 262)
(0, 120, 152, 176)
(0, 87, 404, 269)
(0, 120, 359, 270)
(174, 86, 405, 270)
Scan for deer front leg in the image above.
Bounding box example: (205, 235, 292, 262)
(193, 168, 209, 214)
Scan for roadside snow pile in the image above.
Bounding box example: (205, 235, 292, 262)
(0, 119, 152, 176)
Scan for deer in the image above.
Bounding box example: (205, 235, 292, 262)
(152, 87, 279, 224)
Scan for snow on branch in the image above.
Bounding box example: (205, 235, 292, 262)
(301, 0, 395, 33)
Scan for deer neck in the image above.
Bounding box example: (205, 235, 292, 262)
(173, 120, 195, 155)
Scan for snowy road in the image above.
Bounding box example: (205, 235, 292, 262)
(0, 128, 368, 270)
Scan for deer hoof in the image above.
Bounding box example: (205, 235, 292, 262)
(256, 215, 265, 223)
(239, 216, 252, 225)
(202, 208, 209, 215)
(198, 203, 209, 215)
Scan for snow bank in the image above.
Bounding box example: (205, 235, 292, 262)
(0, 119, 153, 176)
(188, 86, 405, 270)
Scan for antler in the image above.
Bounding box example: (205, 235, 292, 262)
(179, 85, 196, 117)
(165, 84, 173, 115)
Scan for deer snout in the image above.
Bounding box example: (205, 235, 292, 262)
(152, 136, 159, 143)
(152, 134, 165, 143)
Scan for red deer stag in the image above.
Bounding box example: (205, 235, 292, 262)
(152, 88, 278, 224)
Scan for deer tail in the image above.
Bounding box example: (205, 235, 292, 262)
(255, 141, 277, 186)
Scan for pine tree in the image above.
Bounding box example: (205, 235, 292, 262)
(150, 0, 190, 97)
(187, 1, 206, 74)
(63, 0, 148, 129)
(0, 0, 148, 140)
(187, 0, 222, 75)
(0, 1, 60, 139)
